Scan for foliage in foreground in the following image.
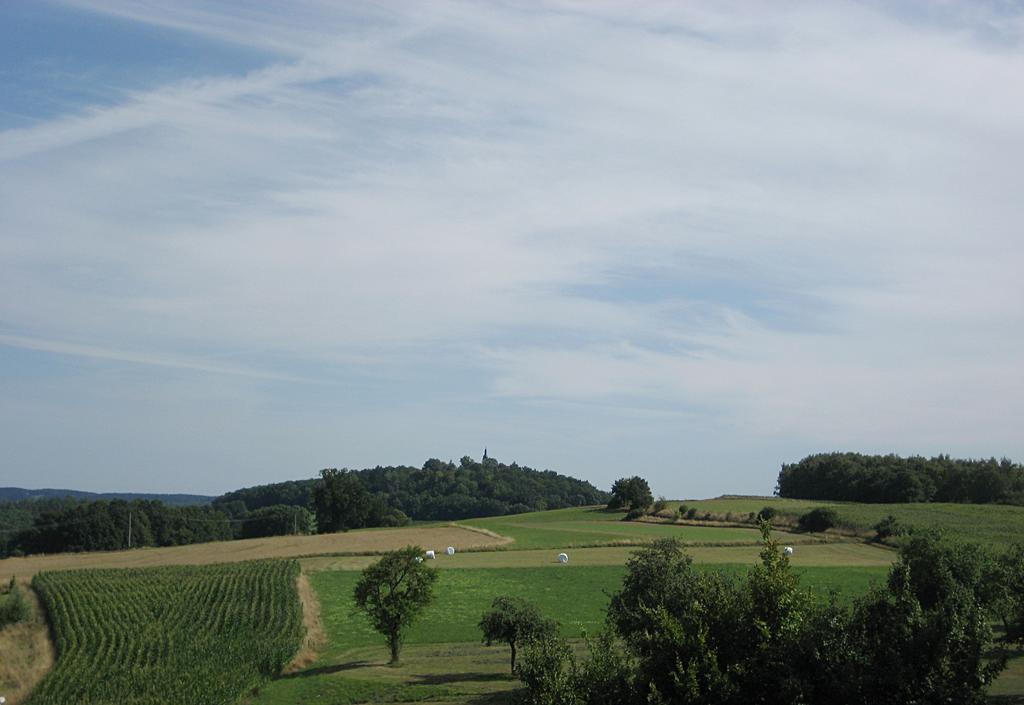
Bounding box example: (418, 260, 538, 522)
(27, 560, 303, 705)
(353, 546, 438, 664)
(480, 595, 558, 672)
(518, 525, 1007, 705)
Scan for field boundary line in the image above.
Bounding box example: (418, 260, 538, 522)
(284, 570, 326, 674)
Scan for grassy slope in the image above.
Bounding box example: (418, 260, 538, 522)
(678, 497, 1024, 548)
(461, 506, 827, 549)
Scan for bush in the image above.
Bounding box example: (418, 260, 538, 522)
(623, 508, 646, 521)
(873, 515, 909, 542)
(798, 507, 839, 533)
(651, 496, 668, 514)
(675, 504, 688, 520)
(685, 507, 698, 520)
(757, 506, 777, 521)
(0, 577, 30, 627)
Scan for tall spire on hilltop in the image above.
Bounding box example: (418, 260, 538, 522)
(483, 447, 488, 461)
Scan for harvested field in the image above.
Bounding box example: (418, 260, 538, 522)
(0, 525, 508, 582)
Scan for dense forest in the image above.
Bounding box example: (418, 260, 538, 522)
(1, 455, 607, 557)
(0, 499, 236, 557)
(776, 452, 1024, 504)
(214, 455, 610, 520)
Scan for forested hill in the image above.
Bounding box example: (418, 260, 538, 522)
(0, 487, 213, 505)
(214, 456, 610, 520)
(776, 452, 1024, 504)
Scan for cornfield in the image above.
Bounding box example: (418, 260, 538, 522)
(28, 560, 303, 705)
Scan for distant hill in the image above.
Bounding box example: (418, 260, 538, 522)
(0, 487, 212, 506)
(215, 455, 611, 521)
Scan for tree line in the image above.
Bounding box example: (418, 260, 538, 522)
(776, 452, 1024, 504)
(214, 455, 610, 521)
(1, 454, 608, 557)
(0, 497, 316, 558)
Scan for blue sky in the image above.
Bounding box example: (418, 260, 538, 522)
(1, 0, 1023, 497)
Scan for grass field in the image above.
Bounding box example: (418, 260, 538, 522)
(6, 499, 1024, 704)
(677, 497, 1024, 548)
(460, 506, 835, 549)
(251, 559, 890, 705)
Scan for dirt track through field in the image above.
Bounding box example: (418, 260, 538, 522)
(0, 526, 509, 581)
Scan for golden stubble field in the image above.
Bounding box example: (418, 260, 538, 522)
(0, 525, 509, 583)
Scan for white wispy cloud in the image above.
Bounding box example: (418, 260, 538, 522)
(1, 0, 1022, 492)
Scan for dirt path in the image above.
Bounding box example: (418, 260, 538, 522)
(284, 570, 327, 673)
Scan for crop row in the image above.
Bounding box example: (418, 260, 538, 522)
(28, 560, 303, 705)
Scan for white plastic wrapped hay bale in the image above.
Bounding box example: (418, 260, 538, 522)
(446, 546, 456, 556)
(425, 549, 436, 559)
(557, 552, 569, 564)
(783, 546, 794, 556)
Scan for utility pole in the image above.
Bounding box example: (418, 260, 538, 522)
(127, 511, 132, 549)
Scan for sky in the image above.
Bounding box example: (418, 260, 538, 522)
(1, 0, 1022, 498)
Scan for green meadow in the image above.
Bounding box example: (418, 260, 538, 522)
(676, 497, 1024, 548)
(251, 507, 905, 705)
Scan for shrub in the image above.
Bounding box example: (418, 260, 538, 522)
(873, 515, 909, 542)
(675, 504, 688, 520)
(757, 506, 777, 521)
(623, 508, 646, 521)
(0, 577, 30, 627)
(651, 496, 668, 514)
(798, 507, 839, 533)
(685, 507, 698, 520)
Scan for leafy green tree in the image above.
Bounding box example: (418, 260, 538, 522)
(999, 543, 1024, 643)
(797, 506, 839, 532)
(516, 629, 580, 705)
(313, 468, 373, 532)
(480, 595, 557, 672)
(353, 546, 438, 664)
(239, 505, 316, 538)
(607, 476, 653, 512)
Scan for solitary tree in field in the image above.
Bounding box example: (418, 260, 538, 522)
(608, 476, 653, 512)
(353, 546, 438, 665)
(480, 595, 557, 673)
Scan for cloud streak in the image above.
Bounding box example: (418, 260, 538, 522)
(1, 0, 1022, 493)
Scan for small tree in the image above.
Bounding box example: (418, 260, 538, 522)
(353, 546, 438, 664)
(872, 515, 909, 542)
(608, 477, 653, 512)
(797, 507, 839, 533)
(480, 595, 557, 672)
